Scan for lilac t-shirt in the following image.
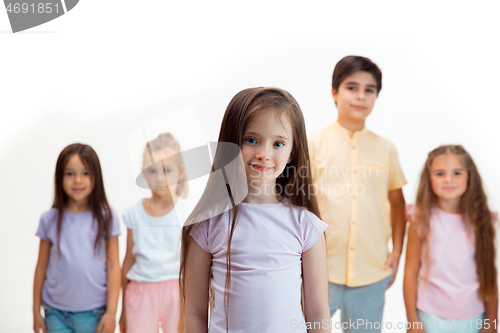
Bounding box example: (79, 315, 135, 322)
(416, 208, 484, 319)
(190, 200, 328, 333)
(36, 208, 121, 311)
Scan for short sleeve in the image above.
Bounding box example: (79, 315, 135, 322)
(406, 204, 416, 222)
(108, 208, 121, 238)
(122, 207, 133, 230)
(388, 144, 407, 191)
(301, 211, 328, 253)
(189, 220, 211, 253)
(491, 212, 498, 225)
(35, 213, 51, 242)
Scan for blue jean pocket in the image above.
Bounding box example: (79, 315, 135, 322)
(42, 303, 53, 317)
(91, 305, 106, 317)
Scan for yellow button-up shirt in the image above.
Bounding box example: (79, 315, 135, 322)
(308, 122, 406, 286)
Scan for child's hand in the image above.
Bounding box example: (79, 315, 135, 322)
(384, 250, 401, 289)
(119, 311, 126, 333)
(96, 311, 116, 333)
(407, 324, 425, 333)
(33, 313, 46, 333)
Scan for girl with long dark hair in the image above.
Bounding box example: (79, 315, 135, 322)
(179, 87, 330, 332)
(33, 143, 121, 333)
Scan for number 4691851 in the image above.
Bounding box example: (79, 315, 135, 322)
(6, 3, 60, 14)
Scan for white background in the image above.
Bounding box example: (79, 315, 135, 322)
(1, 1, 500, 332)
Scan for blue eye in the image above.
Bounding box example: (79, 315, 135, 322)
(274, 141, 285, 148)
(347, 86, 356, 91)
(164, 169, 171, 174)
(66, 172, 73, 176)
(148, 169, 156, 174)
(367, 89, 374, 93)
(245, 137, 257, 144)
(83, 172, 90, 176)
(435, 172, 444, 176)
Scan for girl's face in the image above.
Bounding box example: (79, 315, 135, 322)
(332, 71, 378, 123)
(63, 154, 94, 205)
(430, 153, 468, 203)
(143, 147, 183, 198)
(241, 111, 293, 186)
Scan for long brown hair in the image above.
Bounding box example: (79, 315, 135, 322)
(415, 144, 497, 300)
(53, 143, 112, 253)
(178, 87, 321, 332)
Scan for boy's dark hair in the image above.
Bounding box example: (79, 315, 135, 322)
(332, 55, 382, 95)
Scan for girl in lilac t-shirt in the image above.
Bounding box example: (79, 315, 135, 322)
(404, 145, 498, 333)
(33, 144, 121, 333)
(179, 87, 330, 333)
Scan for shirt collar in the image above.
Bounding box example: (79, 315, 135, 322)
(333, 121, 368, 138)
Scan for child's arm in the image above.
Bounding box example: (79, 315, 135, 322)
(33, 239, 50, 333)
(482, 297, 498, 332)
(403, 222, 424, 332)
(97, 236, 121, 333)
(302, 235, 330, 333)
(184, 235, 212, 333)
(385, 189, 406, 288)
(119, 229, 135, 333)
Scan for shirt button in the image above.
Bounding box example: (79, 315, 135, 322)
(350, 247, 354, 251)
(352, 146, 356, 150)
(352, 221, 356, 225)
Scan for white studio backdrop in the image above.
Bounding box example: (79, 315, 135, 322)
(1, 1, 500, 332)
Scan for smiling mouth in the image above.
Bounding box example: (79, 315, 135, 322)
(250, 164, 273, 172)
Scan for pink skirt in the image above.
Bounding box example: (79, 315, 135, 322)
(125, 279, 180, 333)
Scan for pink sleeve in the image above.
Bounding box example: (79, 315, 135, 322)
(302, 211, 328, 253)
(406, 204, 416, 222)
(189, 220, 211, 253)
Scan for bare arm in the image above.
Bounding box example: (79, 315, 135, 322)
(33, 239, 51, 333)
(403, 222, 424, 332)
(482, 297, 498, 332)
(184, 235, 212, 333)
(97, 236, 121, 333)
(119, 229, 135, 332)
(302, 235, 330, 333)
(385, 189, 407, 288)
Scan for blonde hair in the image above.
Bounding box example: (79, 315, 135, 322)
(144, 132, 189, 198)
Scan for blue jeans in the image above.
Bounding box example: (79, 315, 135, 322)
(417, 310, 484, 333)
(43, 302, 106, 333)
(328, 275, 392, 333)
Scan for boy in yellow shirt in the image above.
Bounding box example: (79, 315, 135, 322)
(308, 55, 407, 332)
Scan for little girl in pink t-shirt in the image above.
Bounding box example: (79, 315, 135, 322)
(404, 145, 498, 333)
(179, 87, 330, 332)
